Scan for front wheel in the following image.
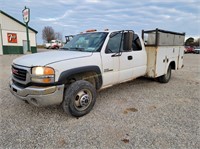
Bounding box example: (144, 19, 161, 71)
(158, 65, 171, 83)
(62, 80, 96, 117)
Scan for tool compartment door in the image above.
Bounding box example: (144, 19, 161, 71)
(155, 47, 167, 77)
(178, 46, 184, 69)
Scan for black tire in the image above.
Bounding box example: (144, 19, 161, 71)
(158, 65, 171, 83)
(62, 80, 96, 117)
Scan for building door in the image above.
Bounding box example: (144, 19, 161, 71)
(0, 24, 3, 55)
(23, 40, 28, 53)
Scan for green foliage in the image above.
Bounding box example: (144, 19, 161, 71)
(185, 37, 200, 46)
(185, 37, 194, 46)
(194, 38, 200, 46)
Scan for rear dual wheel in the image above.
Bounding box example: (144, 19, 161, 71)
(158, 65, 171, 83)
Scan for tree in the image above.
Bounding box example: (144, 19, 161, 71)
(42, 26, 55, 43)
(185, 37, 194, 46)
(193, 38, 200, 46)
(55, 32, 63, 41)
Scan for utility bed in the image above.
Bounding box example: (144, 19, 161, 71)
(142, 29, 185, 78)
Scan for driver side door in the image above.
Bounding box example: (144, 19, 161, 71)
(100, 33, 122, 87)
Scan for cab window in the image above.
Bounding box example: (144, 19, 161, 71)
(132, 34, 142, 51)
(106, 33, 123, 53)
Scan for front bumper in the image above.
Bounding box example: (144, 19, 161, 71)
(9, 80, 65, 106)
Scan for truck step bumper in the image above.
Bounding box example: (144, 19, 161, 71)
(9, 80, 64, 106)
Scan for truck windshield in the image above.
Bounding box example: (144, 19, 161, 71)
(62, 32, 108, 52)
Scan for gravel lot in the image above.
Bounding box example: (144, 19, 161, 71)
(0, 51, 199, 149)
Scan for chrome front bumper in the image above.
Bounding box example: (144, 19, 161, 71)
(9, 80, 65, 106)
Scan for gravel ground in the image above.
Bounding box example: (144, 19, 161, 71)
(0, 52, 199, 149)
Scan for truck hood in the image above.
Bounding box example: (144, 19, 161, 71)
(13, 51, 93, 67)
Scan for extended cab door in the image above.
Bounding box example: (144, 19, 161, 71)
(119, 34, 147, 82)
(108, 33, 136, 83)
(101, 32, 147, 87)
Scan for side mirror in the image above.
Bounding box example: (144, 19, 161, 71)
(123, 32, 133, 51)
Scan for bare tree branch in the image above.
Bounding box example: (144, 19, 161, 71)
(42, 26, 55, 43)
(55, 32, 63, 41)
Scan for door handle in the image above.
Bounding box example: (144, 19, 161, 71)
(128, 56, 133, 60)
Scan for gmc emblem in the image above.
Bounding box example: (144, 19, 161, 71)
(12, 68, 18, 75)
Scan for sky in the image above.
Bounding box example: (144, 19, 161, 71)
(0, 0, 199, 44)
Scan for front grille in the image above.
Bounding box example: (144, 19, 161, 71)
(12, 66, 27, 81)
(12, 79, 28, 88)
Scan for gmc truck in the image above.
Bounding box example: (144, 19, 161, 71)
(9, 29, 185, 117)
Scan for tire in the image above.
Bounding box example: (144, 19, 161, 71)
(158, 65, 171, 83)
(62, 80, 96, 117)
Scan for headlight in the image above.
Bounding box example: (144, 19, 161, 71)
(31, 66, 55, 83)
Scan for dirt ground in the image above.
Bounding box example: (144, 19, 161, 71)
(0, 52, 199, 149)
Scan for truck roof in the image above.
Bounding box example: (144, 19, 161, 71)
(81, 29, 134, 34)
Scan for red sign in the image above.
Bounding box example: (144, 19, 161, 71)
(22, 8, 30, 23)
(7, 33, 17, 43)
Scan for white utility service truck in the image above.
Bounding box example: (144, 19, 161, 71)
(10, 28, 185, 117)
(45, 40, 63, 49)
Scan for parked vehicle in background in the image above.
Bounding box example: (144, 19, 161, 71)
(184, 46, 195, 53)
(194, 47, 200, 54)
(45, 42, 51, 49)
(45, 40, 63, 49)
(9, 28, 185, 117)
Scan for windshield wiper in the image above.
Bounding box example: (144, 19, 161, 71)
(60, 47, 69, 50)
(70, 47, 85, 51)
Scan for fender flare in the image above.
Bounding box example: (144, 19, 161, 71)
(58, 65, 103, 89)
(165, 61, 176, 74)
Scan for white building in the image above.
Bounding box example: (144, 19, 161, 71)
(0, 10, 37, 55)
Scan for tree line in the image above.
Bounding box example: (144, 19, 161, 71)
(42, 26, 63, 43)
(185, 37, 200, 47)
(42, 26, 199, 47)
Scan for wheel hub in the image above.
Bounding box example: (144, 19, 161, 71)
(80, 94, 90, 106)
(74, 89, 92, 111)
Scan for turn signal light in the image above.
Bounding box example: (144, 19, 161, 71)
(44, 67, 54, 75)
